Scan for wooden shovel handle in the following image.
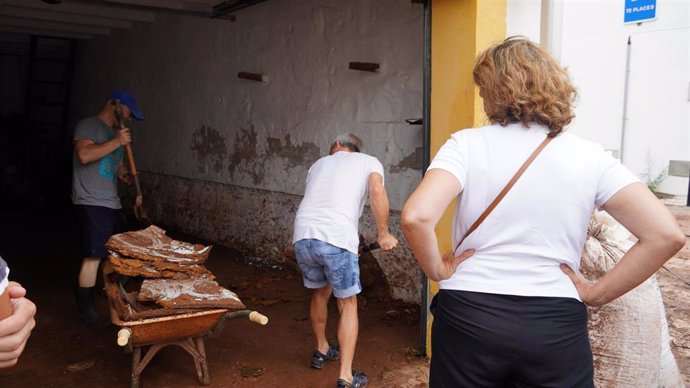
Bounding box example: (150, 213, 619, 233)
(124, 144, 138, 176)
(113, 101, 138, 176)
(125, 143, 145, 200)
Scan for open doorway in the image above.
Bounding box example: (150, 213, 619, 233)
(0, 1, 430, 386)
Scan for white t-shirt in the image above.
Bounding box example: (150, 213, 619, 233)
(428, 123, 640, 300)
(293, 151, 385, 254)
(0, 256, 8, 295)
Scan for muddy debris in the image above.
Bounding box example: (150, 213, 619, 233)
(384, 309, 401, 321)
(240, 367, 265, 378)
(65, 360, 95, 373)
(405, 347, 425, 357)
(256, 297, 282, 306)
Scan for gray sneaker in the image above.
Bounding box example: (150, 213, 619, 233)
(310, 344, 340, 369)
(336, 370, 368, 388)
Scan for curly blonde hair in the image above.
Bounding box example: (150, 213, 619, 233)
(472, 36, 577, 136)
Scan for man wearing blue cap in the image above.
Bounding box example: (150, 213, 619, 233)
(71, 90, 143, 327)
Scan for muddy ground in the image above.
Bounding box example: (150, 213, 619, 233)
(661, 203, 690, 386)
(0, 202, 688, 388)
(0, 205, 428, 388)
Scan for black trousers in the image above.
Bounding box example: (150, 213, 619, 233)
(430, 290, 593, 388)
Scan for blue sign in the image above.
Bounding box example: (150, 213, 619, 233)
(624, 0, 657, 24)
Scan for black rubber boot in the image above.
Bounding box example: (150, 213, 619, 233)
(75, 286, 110, 328)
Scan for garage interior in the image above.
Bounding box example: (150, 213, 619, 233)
(0, 0, 430, 386)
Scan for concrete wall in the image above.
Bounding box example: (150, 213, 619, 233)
(134, 172, 421, 302)
(507, 0, 689, 196)
(71, 0, 424, 303)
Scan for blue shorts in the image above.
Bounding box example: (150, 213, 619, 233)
(76, 205, 125, 260)
(293, 239, 361, 298)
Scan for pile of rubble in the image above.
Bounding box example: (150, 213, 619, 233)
(104, 225, 245, 321)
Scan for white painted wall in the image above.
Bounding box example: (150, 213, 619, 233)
(68, 0, 425, 303)
(507, 0, 689, 196)
(624, 28, 688, 194)
(71, 0, 424, 210)
(506, 0, 542, 42)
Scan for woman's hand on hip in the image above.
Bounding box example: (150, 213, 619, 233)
(435, 249, 475, 281)
(560, 264, 598, 306)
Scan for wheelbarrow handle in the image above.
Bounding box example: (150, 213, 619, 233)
(207, 310, 268, 338)
(249, 311, 268, 325)
(117, 328, 132, 347)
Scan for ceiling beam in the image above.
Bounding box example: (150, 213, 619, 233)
(106, 0, 210, 13)
(0, 25, 92, 40)
(2, 0, 155, 23)
(0, 16, 111, 35)
(211, 0, 267, 19)
(0, 6, 133, 29)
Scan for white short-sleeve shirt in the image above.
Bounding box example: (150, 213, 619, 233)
(0, 256, 8, 295)
(293, 151, 385, 254)
(428, 123, 640, 300)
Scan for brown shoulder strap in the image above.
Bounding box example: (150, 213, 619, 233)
(454, 135, 553, 253)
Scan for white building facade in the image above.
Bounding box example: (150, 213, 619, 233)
(508, 0, 689, 196)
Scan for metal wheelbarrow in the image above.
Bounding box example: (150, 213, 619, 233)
(104, 265, 267, 388)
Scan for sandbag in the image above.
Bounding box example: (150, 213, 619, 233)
(580, 211, 684, 388)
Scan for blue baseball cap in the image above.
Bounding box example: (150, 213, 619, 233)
(108, 90, 144, 121)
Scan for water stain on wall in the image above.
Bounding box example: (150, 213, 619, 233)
(266, 134, 320, 169)
(390, 146, 423, 173)
(135, 171, 421, 303)
(191, 125, 227, 174)
(228, 125, 265, 185)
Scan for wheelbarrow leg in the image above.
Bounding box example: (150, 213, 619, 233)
(131, 344, 166, 388)
(195, 336, 209, 385)
(178, 337, 210, 385)
(131, 346, 142, 388)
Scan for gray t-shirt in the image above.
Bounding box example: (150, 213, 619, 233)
(71, 116, 123, 209)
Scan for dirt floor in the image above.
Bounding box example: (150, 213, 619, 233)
(0, 205, 429, 388)
(661, 202, 690, 386)
(0, 201, 688, 388)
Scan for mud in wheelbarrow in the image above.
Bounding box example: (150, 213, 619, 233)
(104, 264, 267, 388)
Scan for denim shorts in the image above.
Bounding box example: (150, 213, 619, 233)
(293, 239, 361, 298)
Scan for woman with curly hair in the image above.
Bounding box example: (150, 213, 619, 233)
(401, 36, 685, 387)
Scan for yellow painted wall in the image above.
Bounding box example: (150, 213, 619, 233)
(426, 0, 506, 356)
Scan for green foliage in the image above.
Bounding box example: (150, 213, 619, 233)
(642, 151, 668, 193)
(645, 167, 668, 193)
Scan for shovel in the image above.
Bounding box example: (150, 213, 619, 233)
(113, 100, 152, 226)
(361, 241, 380, 253)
